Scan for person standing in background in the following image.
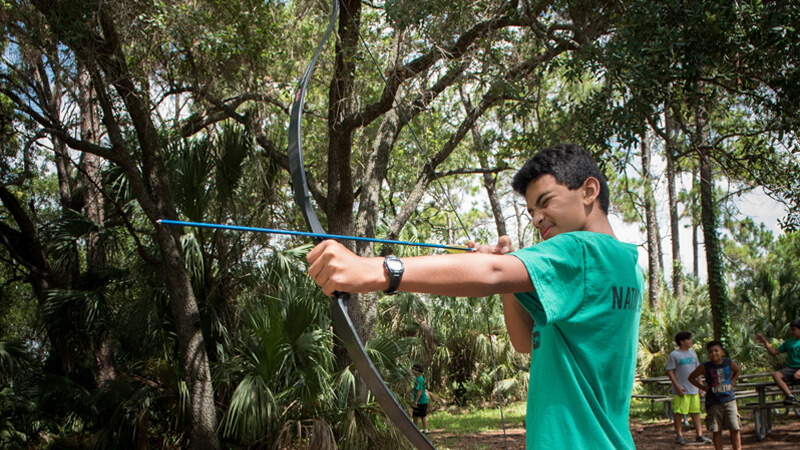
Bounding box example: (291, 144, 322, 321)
(666, 331, 712, 445)
(410, 363, 430, 434)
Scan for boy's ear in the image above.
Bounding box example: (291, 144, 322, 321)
(581, 177, 601, 205)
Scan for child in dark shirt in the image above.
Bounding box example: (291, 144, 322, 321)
(688, 341, 741, 450)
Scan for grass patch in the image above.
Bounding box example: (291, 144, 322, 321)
(430, 401, 526, 433)
(425, 402, 526, 449)
(629, 397, 672, 423)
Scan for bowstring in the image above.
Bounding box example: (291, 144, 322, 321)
(339, 3, 509, 447)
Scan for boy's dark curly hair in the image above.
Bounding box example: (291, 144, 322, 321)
(511, 143, 609, 214)
(674, 331, 692, 346)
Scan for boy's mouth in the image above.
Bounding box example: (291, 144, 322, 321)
(541, 225, 553, 239)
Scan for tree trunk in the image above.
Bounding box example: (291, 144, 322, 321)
(459, 86, 507, 238)
(642, 138, 660, 308)
(665, 108, 683, 302)
(0, 185, 77, 375)
(28, 2, 221, 447)
(691, 165, 700, 277)
(78, 67, 117, 385)
(695, 110, 730, 342)
(512, 198, 528, 249)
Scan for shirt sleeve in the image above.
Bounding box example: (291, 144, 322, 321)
(778, 341, 787, 353)
(666, 352, 678, 371)
(511, 234, 585, 326)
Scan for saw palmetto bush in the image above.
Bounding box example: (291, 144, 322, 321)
(377, 291, 529, 408)
(218, 248, 412, 449)
(637, 277, 713, 382)
(732, 236, 800, 371)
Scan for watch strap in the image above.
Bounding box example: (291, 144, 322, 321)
(383, 255, 404, 295)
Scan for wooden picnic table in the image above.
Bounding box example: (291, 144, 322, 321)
(635, 377, 678, 419)
(737, 380, 800, 441)
(634, 372, 800, 438)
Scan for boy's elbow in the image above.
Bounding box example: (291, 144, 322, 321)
(508, 333, 531, 353)
(511, 340, 532, 354)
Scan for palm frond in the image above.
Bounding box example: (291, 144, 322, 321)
(0, 341, 29, 383)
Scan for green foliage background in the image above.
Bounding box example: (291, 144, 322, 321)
(1, 0, 799, 448)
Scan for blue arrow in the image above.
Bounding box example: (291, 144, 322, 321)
(157, 219, 474, 253)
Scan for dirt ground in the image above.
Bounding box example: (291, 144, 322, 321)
(632, 418, 800, 449)
(430, 417, 800, 449)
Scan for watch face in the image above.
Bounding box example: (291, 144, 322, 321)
(386, 259, 403, 271)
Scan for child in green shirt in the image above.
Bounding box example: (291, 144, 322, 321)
(756, 318, 800, 405)
(409, 363, 429, 434)
(307, 144, 644, 449)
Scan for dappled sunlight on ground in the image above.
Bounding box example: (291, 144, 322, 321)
(423, 418, 800, 449)
(427, 427, 526, 449)
(632, 418, 800, 449)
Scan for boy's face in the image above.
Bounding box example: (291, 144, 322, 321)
(791, 326, 800, 339)
(707, 345, 724, 363)
(525, 174, 590, 240)
(680, 338, 693, 348)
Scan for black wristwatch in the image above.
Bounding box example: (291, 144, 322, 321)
(383, 255, 404, 295)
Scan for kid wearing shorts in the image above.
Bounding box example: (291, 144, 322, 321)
(666, 331, 711, 444)
(410, 363, 429, 433)
(688, 341, 741, 450)
(755, 318, 800, 405)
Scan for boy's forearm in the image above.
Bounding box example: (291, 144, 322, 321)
(688, 378, 704, 390)
(666, 369, 679, 386)
(307, 241, 533, 296)
(687, 367, 705, 390)
(395, 253, 533, 297)
(759, 338, 780, 356)
(761, 342, 778, 355)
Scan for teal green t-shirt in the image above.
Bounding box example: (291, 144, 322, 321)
(512, 232, 643, 450)
(413, 375, 428, 404)
(778, 338, 800, 368)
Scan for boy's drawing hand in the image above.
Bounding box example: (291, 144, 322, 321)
(755, 333, 768, 345)
(468, 235, 514, 254)
(307, 240, 383, 296)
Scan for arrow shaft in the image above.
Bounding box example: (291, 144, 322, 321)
(157, 219, 473, 252)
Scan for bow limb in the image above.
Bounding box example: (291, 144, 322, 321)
(287, 2, 435, 449)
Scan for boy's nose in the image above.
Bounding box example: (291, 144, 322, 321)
(531, 210, 545, 227)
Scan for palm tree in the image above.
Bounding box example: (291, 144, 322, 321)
(219, 248, 414, 449)
(638, 278, 713, 380)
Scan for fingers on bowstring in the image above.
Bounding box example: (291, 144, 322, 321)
(496, 235, 514, 254)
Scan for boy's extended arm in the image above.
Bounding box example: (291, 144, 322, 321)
(307, 240, 533, 297)
(503, 294, 534, 353)
(756, 333, 781, 356)
(687, 365, 706, 391)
